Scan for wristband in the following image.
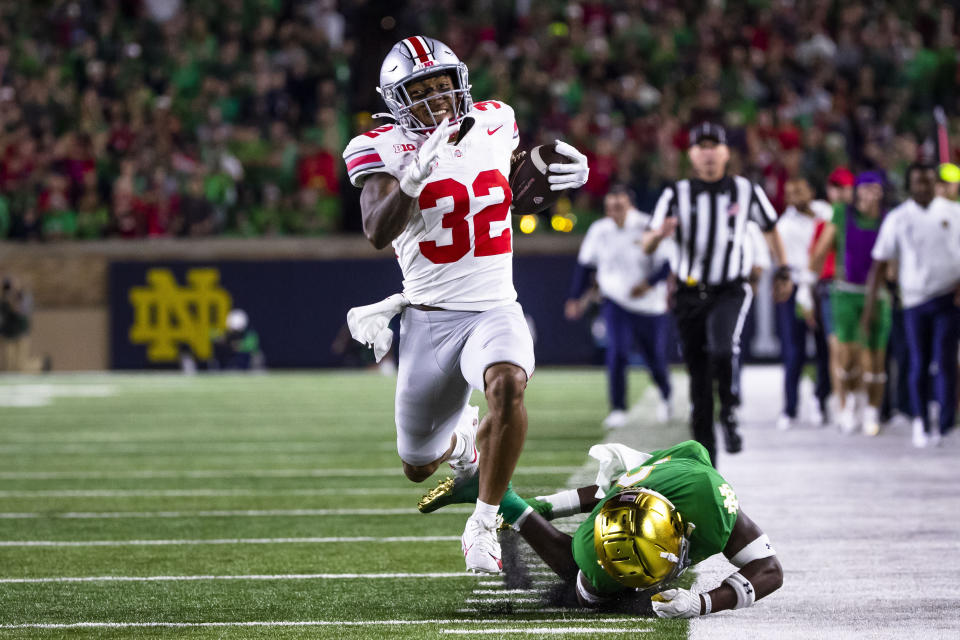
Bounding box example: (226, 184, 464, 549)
(723, 572, 756, 609)
(701, 592, 712, 615)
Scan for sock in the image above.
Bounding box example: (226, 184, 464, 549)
(498, 487, 532, 524)
(473, 499, 499, 527)
(533, 489, 581, 519)
(449, 432, 468, 461)
(513, 506, 534, 531)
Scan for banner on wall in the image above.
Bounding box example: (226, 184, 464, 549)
(109, 257, 781, 370)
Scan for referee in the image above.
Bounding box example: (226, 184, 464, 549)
(643, 122, 792, 465)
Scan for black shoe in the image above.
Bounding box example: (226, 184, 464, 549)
(720, 412, 742, 454)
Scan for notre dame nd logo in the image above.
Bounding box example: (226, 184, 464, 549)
(128, 268, 233, 362)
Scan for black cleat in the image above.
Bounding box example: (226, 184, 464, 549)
(720, 412, 743, 454)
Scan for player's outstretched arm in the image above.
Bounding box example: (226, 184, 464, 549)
(652, 509, 782, 618)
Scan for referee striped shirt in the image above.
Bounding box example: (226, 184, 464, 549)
(650, 176, 779, 286)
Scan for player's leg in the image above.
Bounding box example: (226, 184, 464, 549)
(633, 312, 672, 418)
(674, 290, 716, 464)
(902, 301, 933, 445)
(459, 303, 535, 572)
(776, 287, 803, 423)
(602, 300, 631, 427)
(931, 297, 960, 440)
(706, 283, 751, 455)
(395, 308, 474, 482)
(812, 315, 832, 424)
(860, 298, 891, 435)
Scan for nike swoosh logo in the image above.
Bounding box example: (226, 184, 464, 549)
(487, 125, 503, 135)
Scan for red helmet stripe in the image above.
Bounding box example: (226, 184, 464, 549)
(404, 36, 431, 63)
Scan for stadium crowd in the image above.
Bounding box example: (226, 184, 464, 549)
(1, 0, 959, 241)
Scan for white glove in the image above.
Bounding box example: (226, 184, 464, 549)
(547, 140, 589, 191)
(399, 118, 452, 197)
(651, 588, 702, 619)
(345, 294, 408, 362)
(588, 443, 652, 498)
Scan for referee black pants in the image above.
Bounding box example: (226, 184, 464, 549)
(674, 281, 752, 465)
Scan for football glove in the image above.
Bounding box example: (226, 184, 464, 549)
(651, 588, 702, 619)
(399, 117, 452, 197)
(547, 140, 589, 191)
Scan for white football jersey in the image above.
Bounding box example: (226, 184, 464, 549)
(344, 100, 521, 311)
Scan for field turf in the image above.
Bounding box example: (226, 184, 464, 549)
(0, 370, 690, 639)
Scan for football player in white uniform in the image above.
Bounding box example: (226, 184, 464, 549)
(343, 36, 589, 574)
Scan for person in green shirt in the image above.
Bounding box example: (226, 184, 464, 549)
(420, 440, 782, 618)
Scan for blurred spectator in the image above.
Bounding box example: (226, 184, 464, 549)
(0, 2, 959, 240)
(0, 276, 44, 372)
(209, 308, 263, 371)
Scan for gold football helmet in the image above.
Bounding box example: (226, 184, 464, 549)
(593, 488, 691, 589)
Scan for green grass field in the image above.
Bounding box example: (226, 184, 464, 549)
(0, 370, 691, 639)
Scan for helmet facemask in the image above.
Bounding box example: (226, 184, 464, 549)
(378, 64, 473, 133)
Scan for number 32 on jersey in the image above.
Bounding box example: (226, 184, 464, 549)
(418, 169, 512, 264)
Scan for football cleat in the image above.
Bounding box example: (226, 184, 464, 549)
(602, 410, 628, 429)
(418, 473, 479, 513)
(720, 411, 743, 454)
(776, 414, 796, 431)
(462, 514, 502, 574)
(911, 418, 928, 448)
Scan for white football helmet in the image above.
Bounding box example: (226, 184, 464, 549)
(377, 36, 473, 133)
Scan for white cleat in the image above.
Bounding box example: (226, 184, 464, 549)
(602, 410, 628, 429)
(776, 414, 796, 431)
(462, 515, 502, 574)
(911, 418, 928, 448)
(656, 399, 673, 423)
(839, 406, 859, 435)
(862, 406, 881, 437)
(928, 429, 943, 448)
(449, 405, 480, 479)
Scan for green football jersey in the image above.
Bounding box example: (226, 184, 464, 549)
(571, 440, 740, 594)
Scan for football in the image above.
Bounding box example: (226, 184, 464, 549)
(509, 142, 567, 215)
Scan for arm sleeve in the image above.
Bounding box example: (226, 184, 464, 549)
(871, 214, 898, 261)
(749, 183, 779, 231)
(649, 186, 676, 230)
(568, 264, 597, 299)
(646, 261, 672, 286)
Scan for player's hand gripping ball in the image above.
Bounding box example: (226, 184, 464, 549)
(510, 140, 587, 214)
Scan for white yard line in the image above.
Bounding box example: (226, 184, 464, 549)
(463, 598, 541, 604)
(442, 629, 652, 635)
(0, 507, 471, 519)
(0, 488, 417, 498)
(0, 572, 479, 584)
(0, 465, 576, 480)
(0, 618, 635, 630)
(0, 536, 460, 548)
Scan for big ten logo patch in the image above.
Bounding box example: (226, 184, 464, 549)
(394, 143, 416, 153)
(128, 268, 232, 362)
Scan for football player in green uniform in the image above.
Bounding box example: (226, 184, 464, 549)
(419, 440, 782, 618)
